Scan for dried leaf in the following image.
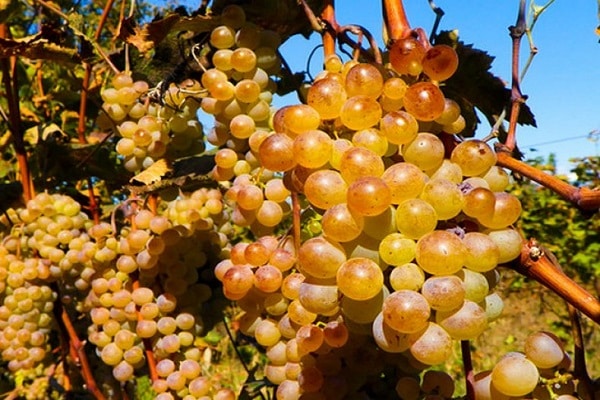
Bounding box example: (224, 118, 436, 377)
(130, 158, 173, 185)
(119, 13, 214, 53)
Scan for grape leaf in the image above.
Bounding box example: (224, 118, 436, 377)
(434, 31, 537, 141)
(119, 13, 215, 53)
(127, 154, 216, 194)
(0, 28, 80, 64)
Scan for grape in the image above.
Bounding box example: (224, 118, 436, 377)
(296, 324, 324, 354)
(458, 268, 490, 303)
(487, 228, 523, 263)
(403, 82, 445, 121)
(293, 130, 333, 168)
(339, 146, 385, 183)
(478, 192, 522, 229)
(436, 300, 488, 340)
(303, 170, 348, 210)
(420, 178, 464, 220)
(231, 47, 257, 72)
(421, 275, 465, 311)
(298, 236, 346, 279)
(382, 290, 430, 333)
(345, 63, 384, 98)
(395, 376, 421, 400)
(341, 287, 385, 324)
(380, 111, 419, 145)
(321, 203, 364, 243)
(346, 177, 392, 217)
(415, 230, 467, 275)
(351, 128, 388, 156)
(450, 139, 497, 176)
(421, 370, 455, 397)
(462, 187, 496, 219)
(340, 95, 382, 131)
(422, 44, 459, 81)
(258, 133, 296, 172)
(491, 353, 540, 396)
(409, 322, 453, 365)
(298, 282, 339, 314)
(372, 312, 413, 353)
(395, 199, 438, 239)
(402, 133, 445, 171)
(282, 104, 321, 136)
(113, 360, 134, 382)
(336, 257, 384, 301)
(322, 319, 349, 348)
(389, 37, 426, 76)
(378, 233, 416, 266)
(524, 331, 564, 369)
(306, 77, 347, 120)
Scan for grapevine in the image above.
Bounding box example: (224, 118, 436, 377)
(0, 0, 598, 399)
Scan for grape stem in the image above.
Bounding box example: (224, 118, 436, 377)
(321, 0, 336, 58)
(53, 294, 106, 400)
(382, 0, 411, 42)
(298, 0, 382, 63)
(510, 238, 600, 325)
(495, 149, 600, 211)
(460, 340, 476, 400)
(504, 0, 527, 152)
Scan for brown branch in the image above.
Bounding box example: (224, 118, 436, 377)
(56, 300, 106, 399)
(505, 0, 527, 152)
(320, 0, 336, 58)
(78, 0, 116, 224)
(510, 238, 600, 325)
(0, 24, 34, 203)
(382, 0, 411, 42)
(496, 150, 600, 211)
(461, 340, 475, 400)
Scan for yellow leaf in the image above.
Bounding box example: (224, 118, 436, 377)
(130, 159, 172, 185)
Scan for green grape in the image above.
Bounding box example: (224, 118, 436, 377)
(298, 236, 346, 279)
(321, 203, 364, 243)
(372, 311, 413, 353)
(352, 128, 389, 156)
(420, 178, 464, 220)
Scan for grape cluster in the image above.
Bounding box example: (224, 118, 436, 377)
(0, 193, 92, 378)
(473, 331, 595, 400)
(209, 31, 526, 399)
(98, 72, 206, 172)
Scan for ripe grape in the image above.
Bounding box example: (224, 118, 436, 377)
(491, 353, 540, 396)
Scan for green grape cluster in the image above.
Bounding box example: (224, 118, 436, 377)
(209, 31, 526, 399)
(98, 72, 206, 172)
(473, 331, 593, 400)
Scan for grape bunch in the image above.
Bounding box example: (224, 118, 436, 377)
(473, 330, 597, 400)
(209, 31, 526, 399)
(98, 72, 206, 172)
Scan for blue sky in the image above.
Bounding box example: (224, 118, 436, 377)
(276, 1, 600, 175)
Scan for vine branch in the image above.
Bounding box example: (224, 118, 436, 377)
(510, 238, 600, 325)
(505, 0, 527, 152)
